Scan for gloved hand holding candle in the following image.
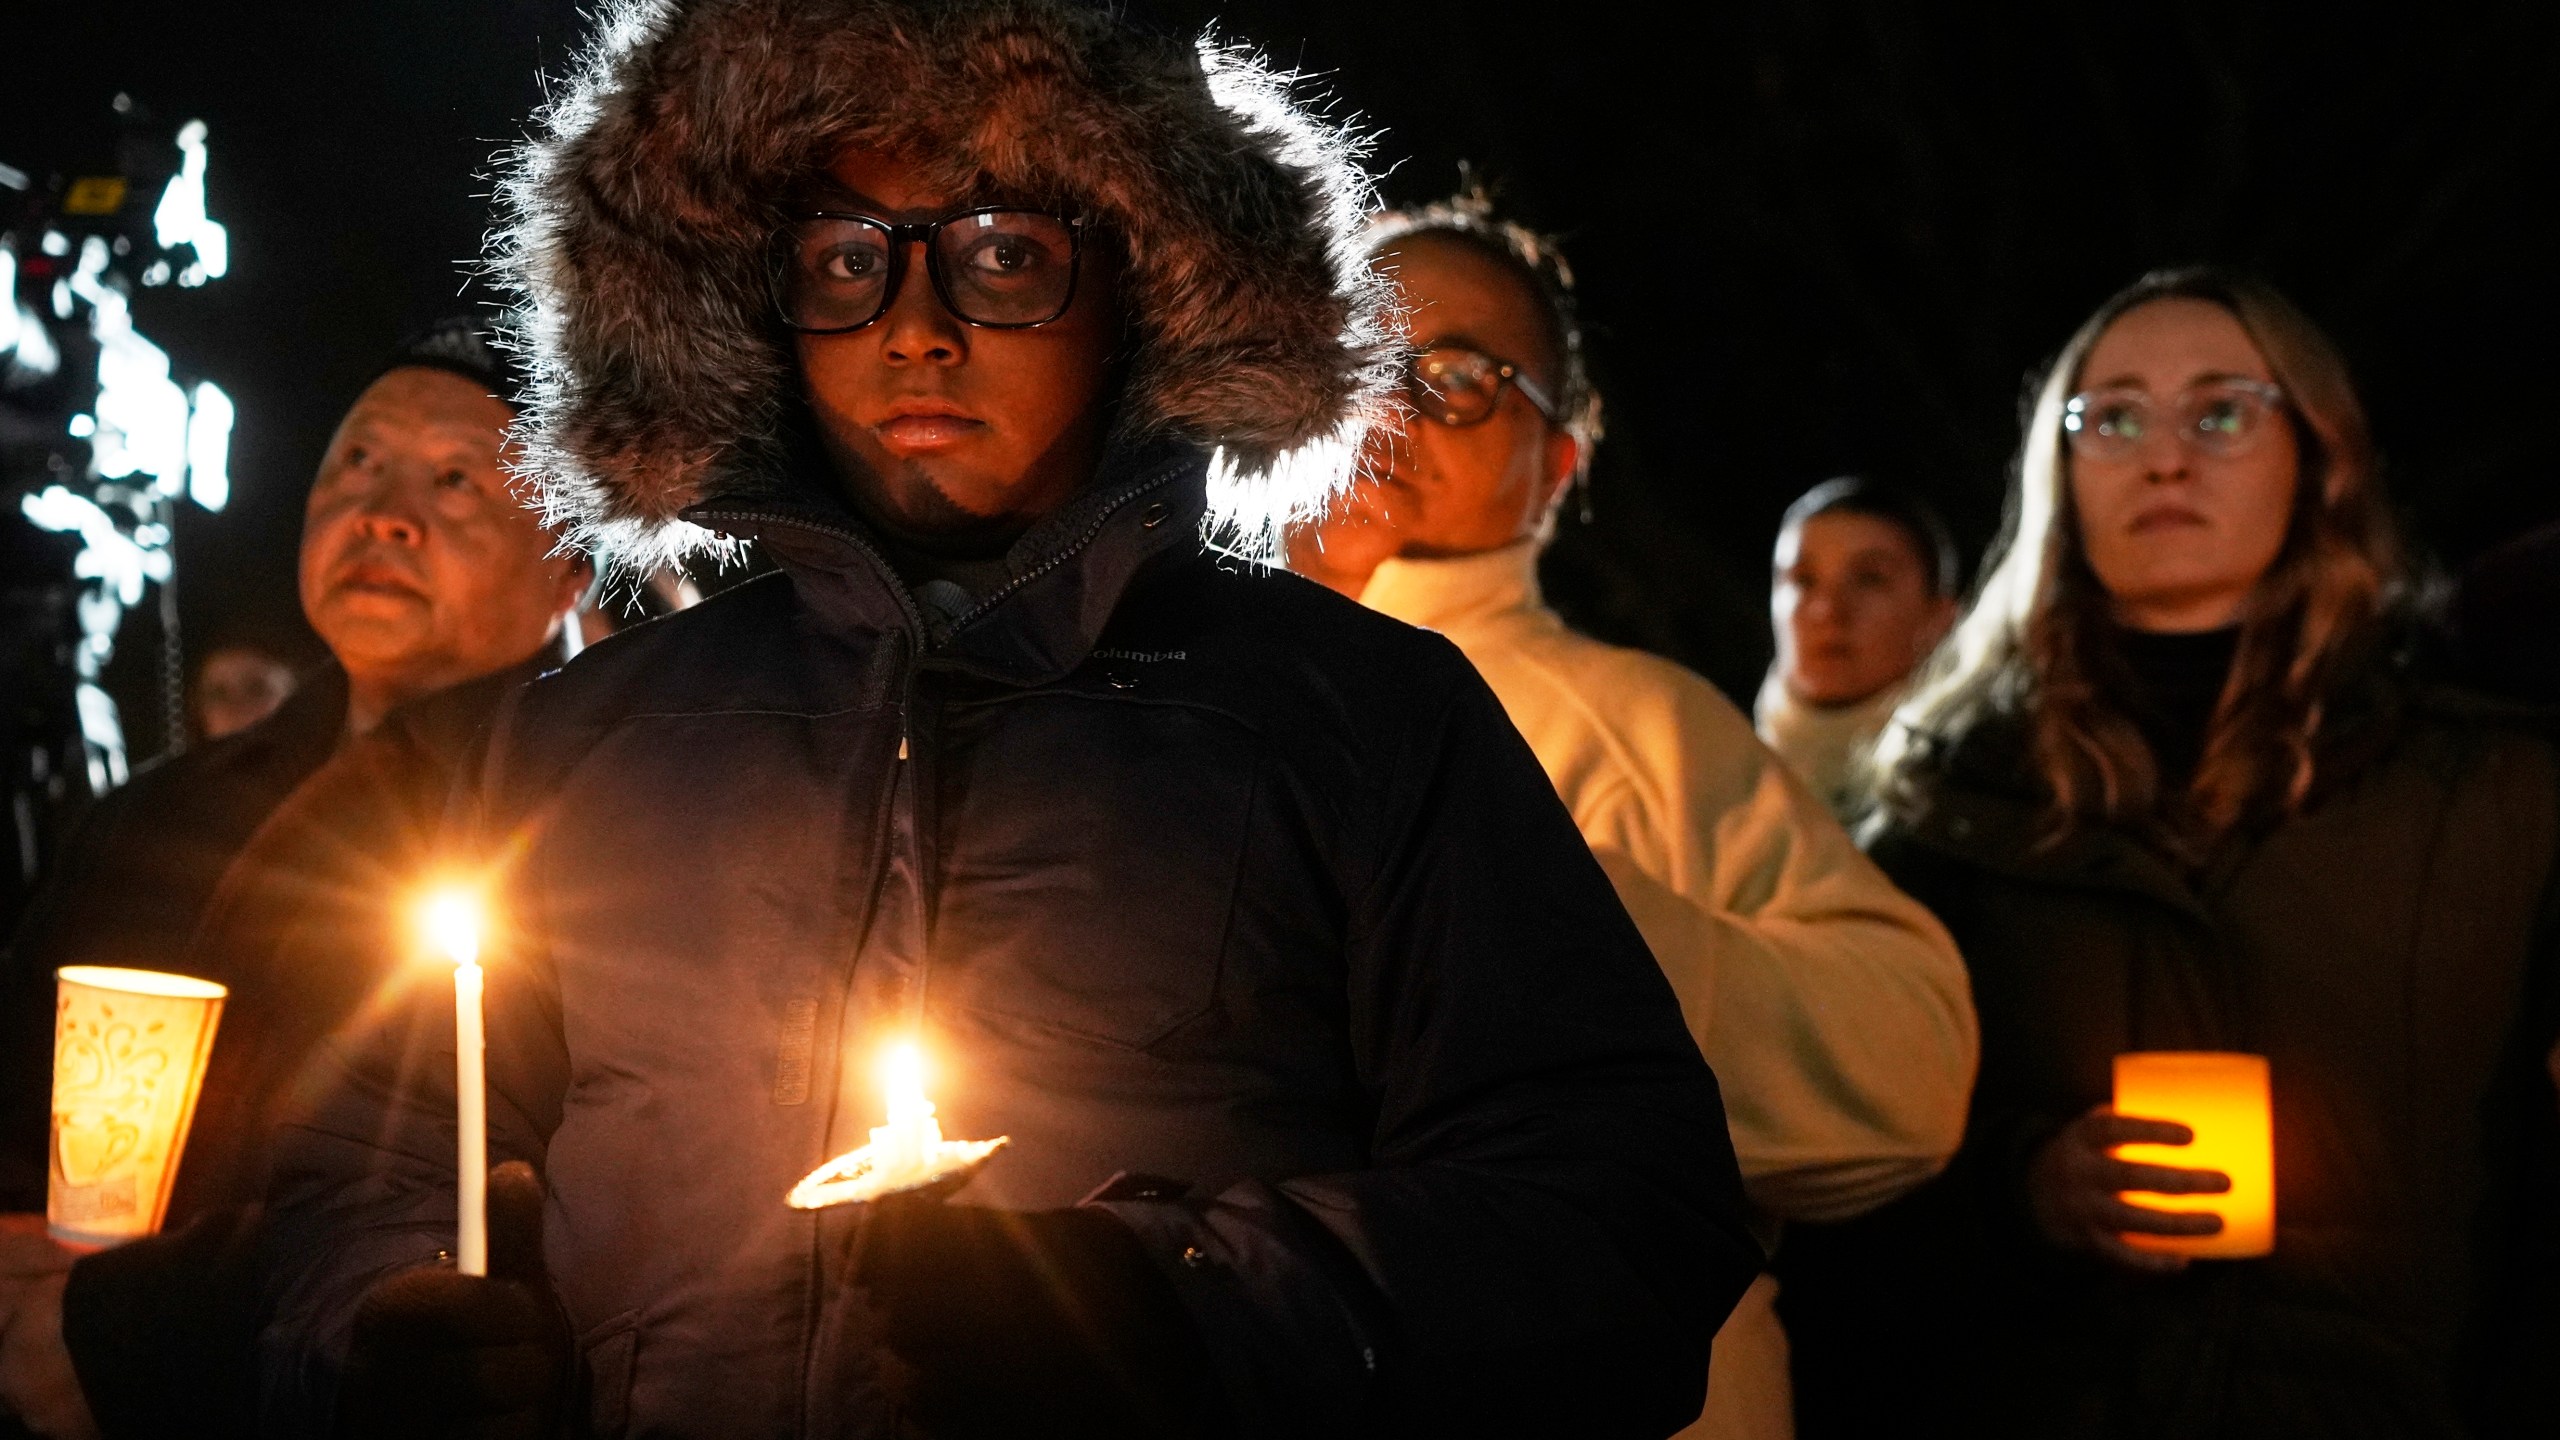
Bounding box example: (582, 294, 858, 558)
(333, 1160, 566, 1440)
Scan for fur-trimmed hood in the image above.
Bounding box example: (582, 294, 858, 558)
(495, 0, 1397, 567)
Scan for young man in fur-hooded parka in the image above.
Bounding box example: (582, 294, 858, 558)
(257, 3, 1761, 1437)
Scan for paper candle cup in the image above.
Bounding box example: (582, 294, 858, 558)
(2111, 1050, 2275, 1259)
(49, 966, 227, 1247)
(786, 1135, 1009, 1210)
(785, 1039, 1009, 1211)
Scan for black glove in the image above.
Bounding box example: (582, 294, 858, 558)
(334, 1161, 567, 1440)
(854, 1192, 1225, 1440)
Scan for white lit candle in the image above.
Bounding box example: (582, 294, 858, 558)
(786, 1037, 1007, 1210)
(422, 890, 487, 1276)
(876, 1042, 934, 1178)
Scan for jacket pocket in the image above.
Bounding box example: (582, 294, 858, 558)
(933, 695, 1258, 1048)
(579, 1309, 641, 1439)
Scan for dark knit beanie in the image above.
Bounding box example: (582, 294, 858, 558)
(373, 316, 523, 412)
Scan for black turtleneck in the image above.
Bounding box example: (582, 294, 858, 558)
(2102, 625, 2241, 794)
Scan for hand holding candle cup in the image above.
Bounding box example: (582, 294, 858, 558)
(2027, 1106, 2235, 1273)
(0, 1215, 97, 1440)
(2110, 1051, 2275, 1260)
(2027, 1051, 2275, 1272)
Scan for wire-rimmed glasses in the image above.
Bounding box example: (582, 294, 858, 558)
(1405, 343, 1562, 428)
(2062, 378, 2288, 461)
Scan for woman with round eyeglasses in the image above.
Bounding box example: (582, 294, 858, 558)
(1291, 193, 1980, 1440)
(1804, 268, 2560, 1437)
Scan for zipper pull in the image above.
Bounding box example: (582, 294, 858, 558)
(897, 732, 909, 761)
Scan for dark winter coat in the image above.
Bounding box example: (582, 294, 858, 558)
(2450, 520, 2560, 705)
(256, 8, 1756, 1435)
(1796, 680, 2560, 1438)
(258, 449, 1761, 1438)
(4, 663, 538, 1440)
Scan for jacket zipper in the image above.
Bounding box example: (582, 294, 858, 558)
(943, 459, 1189, 634)
(682, 506, 933, 640)
(693, 449, 1188, 652)
(702, 469, 1181, 1436)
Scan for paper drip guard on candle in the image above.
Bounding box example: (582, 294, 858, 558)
(2112, 1050, 2275, 1259)
(787, 1042, 1007, 1210)
(49, 966, 228, 1247)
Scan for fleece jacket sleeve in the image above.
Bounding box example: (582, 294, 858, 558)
(1585, 678, 1977, 1225)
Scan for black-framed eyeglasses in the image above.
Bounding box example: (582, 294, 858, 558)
(1405, 343, 1561, 427)
(773, 207, 1086, 333)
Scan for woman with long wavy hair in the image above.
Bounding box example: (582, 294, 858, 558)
(1839, 268, 2560, 1437)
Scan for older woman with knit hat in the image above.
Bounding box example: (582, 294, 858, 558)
(258, 5, 1761, 1438)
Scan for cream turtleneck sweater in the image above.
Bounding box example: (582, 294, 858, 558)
(1356, 543, 1977, 1440)
(1751, 669, 1904, 824)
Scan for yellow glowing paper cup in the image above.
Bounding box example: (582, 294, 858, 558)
(49, 966, 227, 1246)
(2112, 1050, 2274, 1259)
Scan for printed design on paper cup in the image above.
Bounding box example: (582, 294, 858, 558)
(52, 1007, 181, 1221)
(47, 967, 226, 1243)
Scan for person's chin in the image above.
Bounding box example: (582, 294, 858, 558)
(864, 457, 1041, 551)
(1789, 668, 1878, 709)
(313, 600, 431, 665)
(2114, 566, 2233, 611)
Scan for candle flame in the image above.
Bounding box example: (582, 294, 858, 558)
(420, 888, 482, 969)
(784, 1036, 1008, 1210)
(879, 1040, 931, 1127)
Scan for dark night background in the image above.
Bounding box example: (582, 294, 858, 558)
(8, 0, 2557, 750)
